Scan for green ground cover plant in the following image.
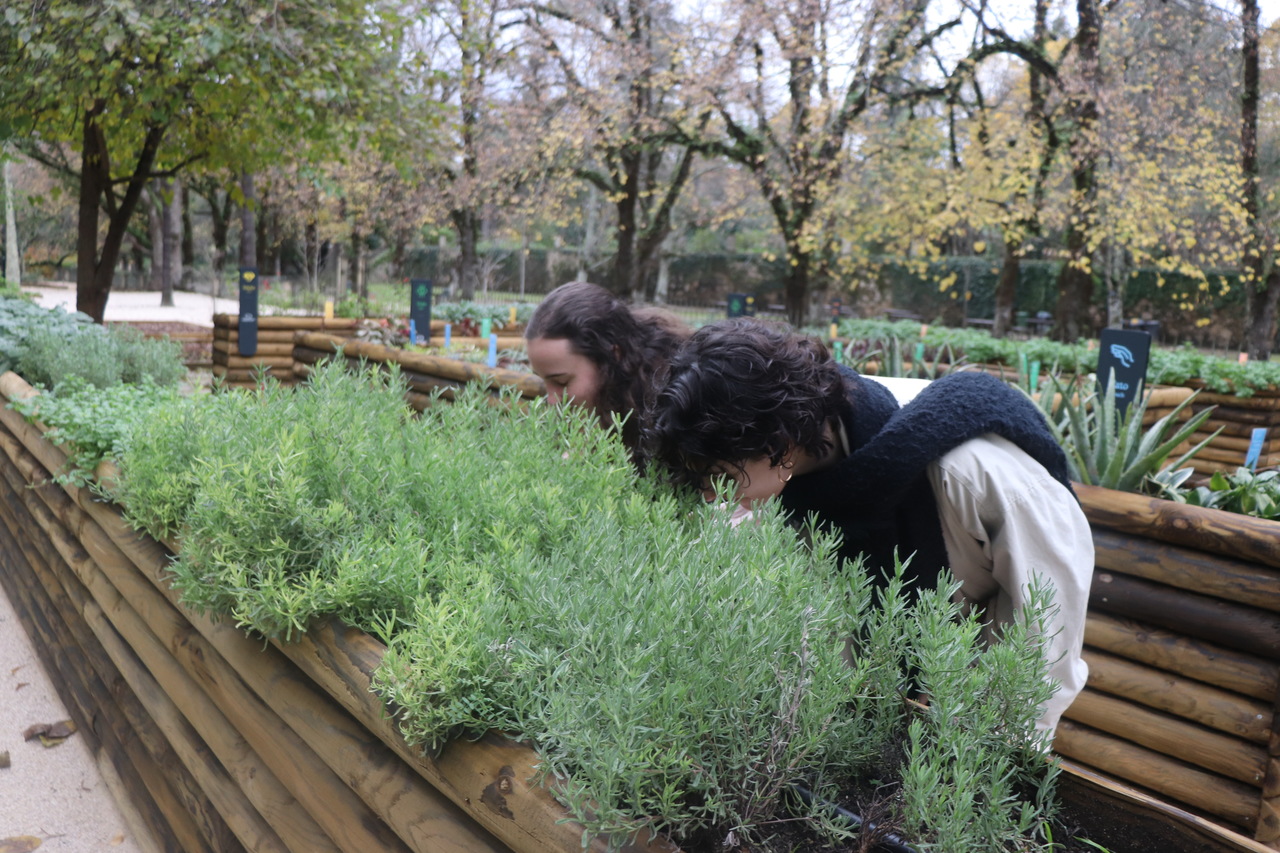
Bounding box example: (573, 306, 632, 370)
(838, 318, 1280, 395)
(84, 360, 1067, 851)
(1158, 466, 1280, 519)
(0, 294, 186, 389)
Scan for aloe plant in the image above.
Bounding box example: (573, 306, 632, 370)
(1026, 371, 1219, 493)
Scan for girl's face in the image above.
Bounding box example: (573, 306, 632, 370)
(527, 336, 605, 415)
(701, 456, 791, 508)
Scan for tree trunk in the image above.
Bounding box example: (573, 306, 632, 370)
(145, 185, 164, 291)
(1241, 0, 1278, 359)
(3, 156, 20, 286)
(1052, 0, 1102, 343)
(74, 107, 165, 322)
(239, 171, 256, 270)
(352, 228, 366, 301)
(305, 219, 319, 292)
(993, 237, 1021, 338)
(611, 166, 640, 299)
(161, 178, 180, 306)
(180, 182, 194, 270)
(450, 208, 480, 300)
(784, 244, 811, 327)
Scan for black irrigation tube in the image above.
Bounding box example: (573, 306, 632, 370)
(789, 784, 920, 853)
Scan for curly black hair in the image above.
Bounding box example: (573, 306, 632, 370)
(644, 318, 848, 490)
(526, 281, 691, 455)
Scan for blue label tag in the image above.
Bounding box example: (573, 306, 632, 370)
(1246, 427, 1267, 471)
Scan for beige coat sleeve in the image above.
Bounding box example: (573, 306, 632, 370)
(926, 434, 1094, 735)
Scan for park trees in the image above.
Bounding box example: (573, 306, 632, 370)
(684, 0, 960, 325)
(525, 0, 709, 300)
(0, 0, 405, 322)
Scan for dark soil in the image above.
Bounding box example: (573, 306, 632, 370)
(672, 772, 1217, 853)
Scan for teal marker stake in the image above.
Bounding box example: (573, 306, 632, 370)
(409, 319, 417, 345)
(1030, 360, 1041, 392)
(487, 333, 498, 367)
(444, 323, 452, 349)
(1247, 427, 1267, 471)
(833, 341, 844, 365)
(480, 318, 492, 339)
(913, 341, 925, 367)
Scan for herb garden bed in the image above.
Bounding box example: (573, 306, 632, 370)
(291, 332, 542, 410)
(0, 370, 670, 853)
(212, 314, 364, 388)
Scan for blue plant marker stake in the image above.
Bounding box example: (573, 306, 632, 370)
(1247, 427, 1267, 471)
(487, 333, 498, 367)
(444, 323, 451, 349)
(409, 319, 417, 345)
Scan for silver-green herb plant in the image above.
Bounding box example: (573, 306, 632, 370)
(103, 359, 1064, 852)
(1026, 371, 1218, 493)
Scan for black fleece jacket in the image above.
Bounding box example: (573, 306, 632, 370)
(778, 367, 1073, 594)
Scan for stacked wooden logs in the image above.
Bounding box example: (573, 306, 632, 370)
(1062, 485, 1280, 847)
(1180, 382, 1280, 476)
(211, 315, 362, 389)
(292, 332, 544, 411)
(0, 371, 673, 853)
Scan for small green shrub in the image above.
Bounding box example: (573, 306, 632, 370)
(9, 376, 181, 486)
(1160, 466, 1280, 518)
(0, 296, 96, 374)
(16, 324, 185, 390)
(1026, 373, 1217, 492)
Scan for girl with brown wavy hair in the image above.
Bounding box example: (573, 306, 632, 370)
(525, 281, 690, 463)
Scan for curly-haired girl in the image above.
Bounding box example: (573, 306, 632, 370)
(645, 317, 1093, 734)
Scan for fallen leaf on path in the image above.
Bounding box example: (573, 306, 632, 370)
(15, 682, 28, 691)
(23, 720, 76, 746)
(109, 834, 124, 846)
(0, 750, 9, 768)
(0, 836, 42, 852)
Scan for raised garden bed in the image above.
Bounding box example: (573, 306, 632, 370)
(0, 370, 669, 853)
(1063, 484, 1280, 850)
(291, 332, 543, 410)
(4, 355, 1280, 851)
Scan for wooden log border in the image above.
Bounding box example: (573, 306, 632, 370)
(293, 332, 545, 401)
(0, 371, 673, 853)
(1076, 484, 1280, 847)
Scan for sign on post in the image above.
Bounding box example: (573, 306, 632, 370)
(1096, 328, 1153, 418)
(238, 268, 258, 357)
(726, 293, 754, 318)
(410, 278, 432, 344)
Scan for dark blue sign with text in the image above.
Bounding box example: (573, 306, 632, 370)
(1097, 328, 1152, 417)
(238, 268, 259, 357)
(410, 278, 432, 344)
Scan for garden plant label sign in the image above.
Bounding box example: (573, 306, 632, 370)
(410, 278, 432, 344)
(1097, 328, 1152, 418)
(238, 268, 258, 357)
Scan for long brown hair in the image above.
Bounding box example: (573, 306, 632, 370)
(526, 281, 691, 457)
